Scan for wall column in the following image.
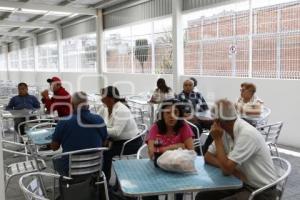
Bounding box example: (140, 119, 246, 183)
(172, 0, 184, 93)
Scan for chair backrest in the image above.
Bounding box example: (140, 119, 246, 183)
(18, 119, 55, 137)
(257, 122, 283, 145)
(29, 122, 57, 131)
(119, 124, 148, 158)
(137, 144, 148, 159)
(52, 147, 108, 177)
(184, 120, 203, 156)
(248, 157, 291, 200)
(19, 172, 64, 200)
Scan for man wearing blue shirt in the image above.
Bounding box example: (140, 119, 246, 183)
(6, 82, 40, 136)
(50, 91, 108, 175)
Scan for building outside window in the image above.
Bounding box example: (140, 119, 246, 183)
(183, 0, 300, 79)
(37, 42, 58, 71)
(63, 33, 97, 72)
(104, 18, 173, 74)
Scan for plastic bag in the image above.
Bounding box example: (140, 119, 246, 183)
(157, 148, 197, 173)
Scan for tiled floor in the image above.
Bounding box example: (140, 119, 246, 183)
(3, 143, 300, 200)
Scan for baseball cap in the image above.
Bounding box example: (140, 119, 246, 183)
(47, 76, 61, 83)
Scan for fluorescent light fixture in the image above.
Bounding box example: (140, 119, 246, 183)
(69, 13, 79, 18)
(48, 11, 71, 16)
(0, 6, 15, 11)
(20, 8, 48, 14)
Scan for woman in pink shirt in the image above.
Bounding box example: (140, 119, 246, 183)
(147, 99, 194, 157)
(145, 99, 194, 200)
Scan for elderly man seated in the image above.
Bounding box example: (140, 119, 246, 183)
(177, 79, 212, 154)
(50, 91, 108, 175)
(177, 79, 209, 115)
(196, 99, 278, 200)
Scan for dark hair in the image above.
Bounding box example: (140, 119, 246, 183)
(18, 82, 28, 88)
(241, 82, 256, 94)
(156, 99, 184, 135)
(101, 86, 128, 106)
(190, 77, 197, 87)
(156, 78, 171, 93)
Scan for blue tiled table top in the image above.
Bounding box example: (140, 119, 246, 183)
(113, 157, 242, 197)
(26, 128, 55, 145)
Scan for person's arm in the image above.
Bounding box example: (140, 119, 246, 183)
(6, 97, 15, 110)
(198, 93, 209, 111)
(160, 143, 186, 152)
(161, 123, 195, 152)
(205, 151, 247, 181)
(31, 96, 41, 109)
(50, 122, 63, 151)
(147, 139, 155, 159)
(107, 108, 130, 139)
(50, 141, 60, 151)
(204, 151, 221, 167)
(214, 138, 238, 175)
(210, 122, 237, 175)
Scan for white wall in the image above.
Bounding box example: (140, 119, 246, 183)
(0, 71, 8, 81)
(5, 71, 103, 95)
(105, 73, 300, 149)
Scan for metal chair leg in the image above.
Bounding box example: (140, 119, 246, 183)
(5, 176, 12, 192)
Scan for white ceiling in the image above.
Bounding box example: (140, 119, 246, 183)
(0, 0, 129, 43)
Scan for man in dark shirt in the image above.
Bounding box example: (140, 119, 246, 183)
(41, 76, 71, 118)
(6, 82, 40, 135)
(50, 91, 108, 175)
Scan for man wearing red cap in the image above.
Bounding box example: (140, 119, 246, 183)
(41, 76, 71, 117)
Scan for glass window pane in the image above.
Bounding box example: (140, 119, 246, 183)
(37, 42, 58, 71)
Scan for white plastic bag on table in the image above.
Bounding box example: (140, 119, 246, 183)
(157, 148, 197, 173)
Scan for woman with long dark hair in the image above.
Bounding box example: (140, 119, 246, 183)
(145, 99, 194, 200)
(150, 78, 174, 103)
(98, 86, 142, 183)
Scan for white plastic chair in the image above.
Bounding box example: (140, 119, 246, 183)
(248, 157, 291, 200)
(257, 122, 283, 157)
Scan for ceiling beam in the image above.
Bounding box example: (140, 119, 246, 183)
(0, 1, 96, 16)
(0, 38, 18, 44)
(93, 0, 128, 9)
(0, 31, 34, 37)
(0, 20, 59, 29)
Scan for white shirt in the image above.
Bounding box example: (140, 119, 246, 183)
(98, 101, 139, 141)
(236, 95, 264, 115)
(151, 89, 174, 103)
(208, 118, 277, 188)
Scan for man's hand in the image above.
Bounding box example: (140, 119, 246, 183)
(210, 121, 224, 140)
(41, 90, 49, 99)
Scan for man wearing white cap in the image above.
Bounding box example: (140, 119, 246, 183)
(196, 99, 278, 200)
